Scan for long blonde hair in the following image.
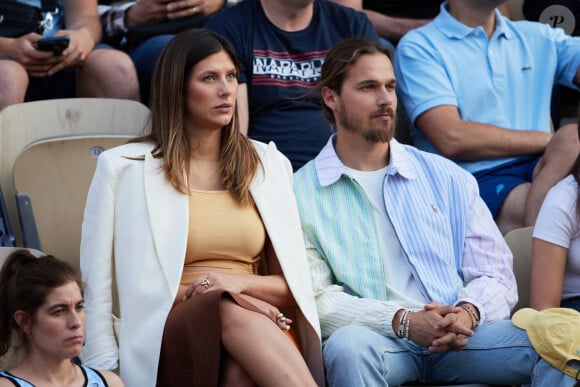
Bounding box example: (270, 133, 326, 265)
(139, 29, 260, 206)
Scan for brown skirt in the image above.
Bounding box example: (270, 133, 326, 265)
(156, 291, 299, 387)
(156, 290, 223, 387)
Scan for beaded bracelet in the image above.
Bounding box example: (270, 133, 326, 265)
(396, 309, 413, 339)
(461, 304, 479, 329)
(396, 309, 410, 338)
(403, 311, 412, 340)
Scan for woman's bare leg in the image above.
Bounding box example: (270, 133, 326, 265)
(220, 354, 255, 387)
(219, 298, 317, 387)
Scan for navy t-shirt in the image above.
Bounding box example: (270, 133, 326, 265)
(206, 0, 378, 170)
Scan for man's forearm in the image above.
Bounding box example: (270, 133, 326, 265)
(68, 17, 101, 44)
(415, 106, 553, 160)
(64, 0, 102, 44)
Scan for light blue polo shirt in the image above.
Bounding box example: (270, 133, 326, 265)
(394, 2, 580, 174)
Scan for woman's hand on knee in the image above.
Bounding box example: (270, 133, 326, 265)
(183, 273, 214, 300)
(183, 272, 247, 300)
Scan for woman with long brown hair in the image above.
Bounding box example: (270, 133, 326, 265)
(79, 29, 323, 386)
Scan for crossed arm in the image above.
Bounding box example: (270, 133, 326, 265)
(415, 105, 553, 160)
(414, 61, 580, 160)
(178, 238, 298, 310)
(100, 0, 225, 42)
(123, 0, 223, 27)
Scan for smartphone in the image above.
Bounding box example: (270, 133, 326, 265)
(36, 35, 70, 56)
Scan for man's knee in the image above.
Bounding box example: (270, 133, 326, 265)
(324, 326, 408, 387)
(78, 49, 140, 100)
(324, 326, 384, 372)
(0, 60, 29, 109)
(495, 183, 530, 234)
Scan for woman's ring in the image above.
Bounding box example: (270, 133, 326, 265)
(191, 6, 198, 14)
(276, 313, 285, 321)
(200, 278, 211, 289)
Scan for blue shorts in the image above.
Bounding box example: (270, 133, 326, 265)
(25, 66, 77, 101)
(561, 296, 580, 311)
(473, 156, 540, 217)
(1, 43, 111, 102)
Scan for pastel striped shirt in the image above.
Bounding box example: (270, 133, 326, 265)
(293, 136, 516, 340)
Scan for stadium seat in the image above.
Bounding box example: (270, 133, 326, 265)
(0, 98, 150, 246)
(12, 134, 136, 274)
(504, 226, 534, 313)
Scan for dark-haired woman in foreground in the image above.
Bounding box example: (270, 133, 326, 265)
(80, 29, 323, 387)
(0, 250, 123, 387)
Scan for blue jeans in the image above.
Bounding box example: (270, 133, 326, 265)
(323, 321, 576, 387)
(129, 34, 174, 105)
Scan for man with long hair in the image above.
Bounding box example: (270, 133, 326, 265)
(294, 37, 576, 387)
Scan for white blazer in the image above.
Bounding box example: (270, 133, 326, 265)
(80, 140, 323, 387)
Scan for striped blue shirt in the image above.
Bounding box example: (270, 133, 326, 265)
(294, 136, 516, 340)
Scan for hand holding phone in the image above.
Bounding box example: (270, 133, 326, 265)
(36, 35, 70, 56)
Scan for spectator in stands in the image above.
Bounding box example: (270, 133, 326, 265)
(0, 0, 139, 111)
(394, 0, 580, 235)
(80, 29, 323, 387)
(293, 36, 576, 387)
(0, 250, 123, 387)
(205, 0, 379, 171)
(326, 0, 510, 46)
(99, 0, 226, 104)
(530, 109, 580, 312)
